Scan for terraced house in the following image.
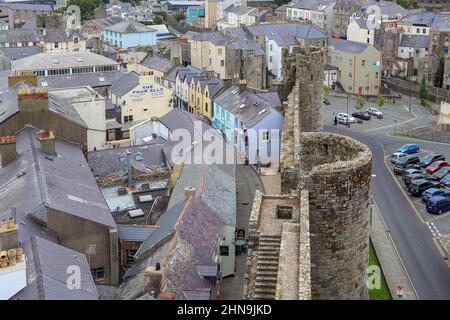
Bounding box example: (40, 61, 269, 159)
(103, 20, 157, 49)
(188, 74, 223, 119)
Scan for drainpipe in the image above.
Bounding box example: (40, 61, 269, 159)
(127, 151, 132, 187)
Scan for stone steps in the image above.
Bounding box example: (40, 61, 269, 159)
(253, 293, 275, 300)
(255, 281, 277, 289)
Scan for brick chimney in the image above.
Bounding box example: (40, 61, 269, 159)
(0, 134, 17, 167)
(144, 263, 162, 298)
(39, 130, 56, 156)
(17, 85, 48, 112)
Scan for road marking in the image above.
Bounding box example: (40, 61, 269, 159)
(384, 155, 425, 224)
(364, 109, 417, 132)
(433, 237, 446, 258)
(373, 199, 420, 299)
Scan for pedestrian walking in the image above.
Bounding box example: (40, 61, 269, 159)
(334, 116, 337, 126)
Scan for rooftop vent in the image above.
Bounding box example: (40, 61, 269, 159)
(99, 77, 105, 82)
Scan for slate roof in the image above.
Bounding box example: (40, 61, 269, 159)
(225, 28, 265, 56)
(84, 16, 124, 29)
(245, 23, 327, 47)
(140, 55, 173, 73)
(192, 31, 228, 46)
(87, 137, 166, 180)
(224, 4, 255, 15)
(214, 85, 280, 128)
(290, 0, 335, 10)
(360, 0, 408, 19)
(255, 91, 282, 109)
(117, 225, 157, 242)
(0, 29, 42, 44)
(37, 71, 125, 89)
(11, 51, 119, 72)
(44, 29, 68, 43)
(109, 71, 140, 97)
(431, 12, 450, 32)
(165, 65, 201, 84)
(13, 236, 98, 300)
(399, 34, 429, 49)
(329, 38, 369, 54)
(0, 46, 39, 61)
(0, 126, 116, 228)
(104, 20, 156, 33)
(399, 12, 435, 27)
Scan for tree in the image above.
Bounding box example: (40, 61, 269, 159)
(356, 96, 365, 110)
(397, 0, 418, 9)
(377, 95, 384, 108)
(175, 11, 185, 22)
(153, 15, 163, 25)
(67, 0, 103, 21)
(420, 77, 428, 100)
(324, 85, 331, 95)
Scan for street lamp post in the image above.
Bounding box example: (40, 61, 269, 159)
(409, 79, 412, 113)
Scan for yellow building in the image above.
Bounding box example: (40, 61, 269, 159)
(127, 55, 174, 87)
(188, 75, 223, 120)
(110, 71, 173, 124)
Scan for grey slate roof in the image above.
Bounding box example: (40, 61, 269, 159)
(13, 236, 98, 300)
(360, 0, 408, 19)
(290, 0, 335, 10)
(0, 126, 116, 228)
(399, 34, 429, 49)
(165, 65, 200, 84)
(84, 16, 124, 29)
(104, 20, 156, 33)
(0, 29, 42, 44)
(37, 71, 125, 89)
(87, 137, 166, 180)
(224, 4, 255, 15)
(399, 12, 435, 27)
(329, 38, 369, 54)
(44, 29, 68, 43)
(0, 46, 39, 60)
(214, 85, 280, 128)
(225, 28, 265, 56)
(192, 31, 228, 46)
(140, 55, 173, 73)
(0, 3, 52, 11)
(117, 225, 157, 242)
(109, 71, 140, 97)
(431, 12, 450, 32)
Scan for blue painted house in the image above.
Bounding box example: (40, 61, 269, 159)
(186, 6, 205, 25)
(212, 85, 283, 170)
(103, 21, 157, 49)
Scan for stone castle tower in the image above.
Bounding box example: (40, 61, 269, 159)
(245, 46, 373, 300)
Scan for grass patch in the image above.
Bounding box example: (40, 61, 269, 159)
(369, 242, 392, 300)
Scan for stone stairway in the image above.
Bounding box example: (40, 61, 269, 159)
(253, 235, 281, 300)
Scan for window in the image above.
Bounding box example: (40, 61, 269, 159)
(269, 44, 273, 51)
(416, 28, 420, 34)
(74, 37, 79, 44)
(367, 38, 370, 43)
(220, 60, 224, 67)
(349, 72, 352, 78)
(91, 267, 105, 283)
(218, 48, 222, 55)
(54, 42, 59, 48)
(269, 56, 273, 63)
(261, 130, 270, 142)
(362, 60, 365, 66)
(124, 115, 133, 122)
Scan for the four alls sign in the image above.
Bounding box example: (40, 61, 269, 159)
(396, 284, 404, 298)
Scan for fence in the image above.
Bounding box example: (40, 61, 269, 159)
(382, 77, 450, 103)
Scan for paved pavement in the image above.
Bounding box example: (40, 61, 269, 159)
(370, 198, 418, 300)
(325, 124, 450, 299)
(219, 165, 264, 300)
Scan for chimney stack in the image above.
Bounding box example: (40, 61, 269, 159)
(184, 186, 196, 198)
(39, 130, 56, 156)
(0, 209, 19, 253)
(144, 264, 162, 298)
(0, 134, 17, 167)
(126, 151, 133, 187)
(17, 84, 48, 112)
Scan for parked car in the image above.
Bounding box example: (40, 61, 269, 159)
(408, 179, 439, 196)
(402, 168, 423, 181)
(440, 175, 450, 189)
(404, 172, 427, 186)
(431, 167, 450, 181)
(390, 152, 407, 164)
(426, 196, 450, 214)
(426, 161, 450, 175)
(420, 153, 445, 168)
(323, 97, 330, 105)
(394, 155, 420, 175)
(337, 113, 356, 124)
(352, 111, 371, 121)
(367, 107, 383, 118)
(422, 188, 450, 204)
(397, 143, 420, 154)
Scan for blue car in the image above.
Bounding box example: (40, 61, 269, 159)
(397, 144, 420, 154)
(421, 188, 450, 204)
(426, 196, 450, 214)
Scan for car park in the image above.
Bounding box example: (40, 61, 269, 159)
(426, 196, 450, 214)
(420, 153, 445, 168)
(367, 107, 383, 119)
(431, 167, 450, 181)
(426, 161, 450, 175)
(352, 111, 371, 121)
(421, 188, 450, 204)
(404, 172, 428, 186)
(337, 113, 356, 124)
(391, 152, 407, 164)
(394, 155, 420, 175)
(408, 179, 439, 196)
(397, 143, 420, 154)
(402, 168, 423, 180)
